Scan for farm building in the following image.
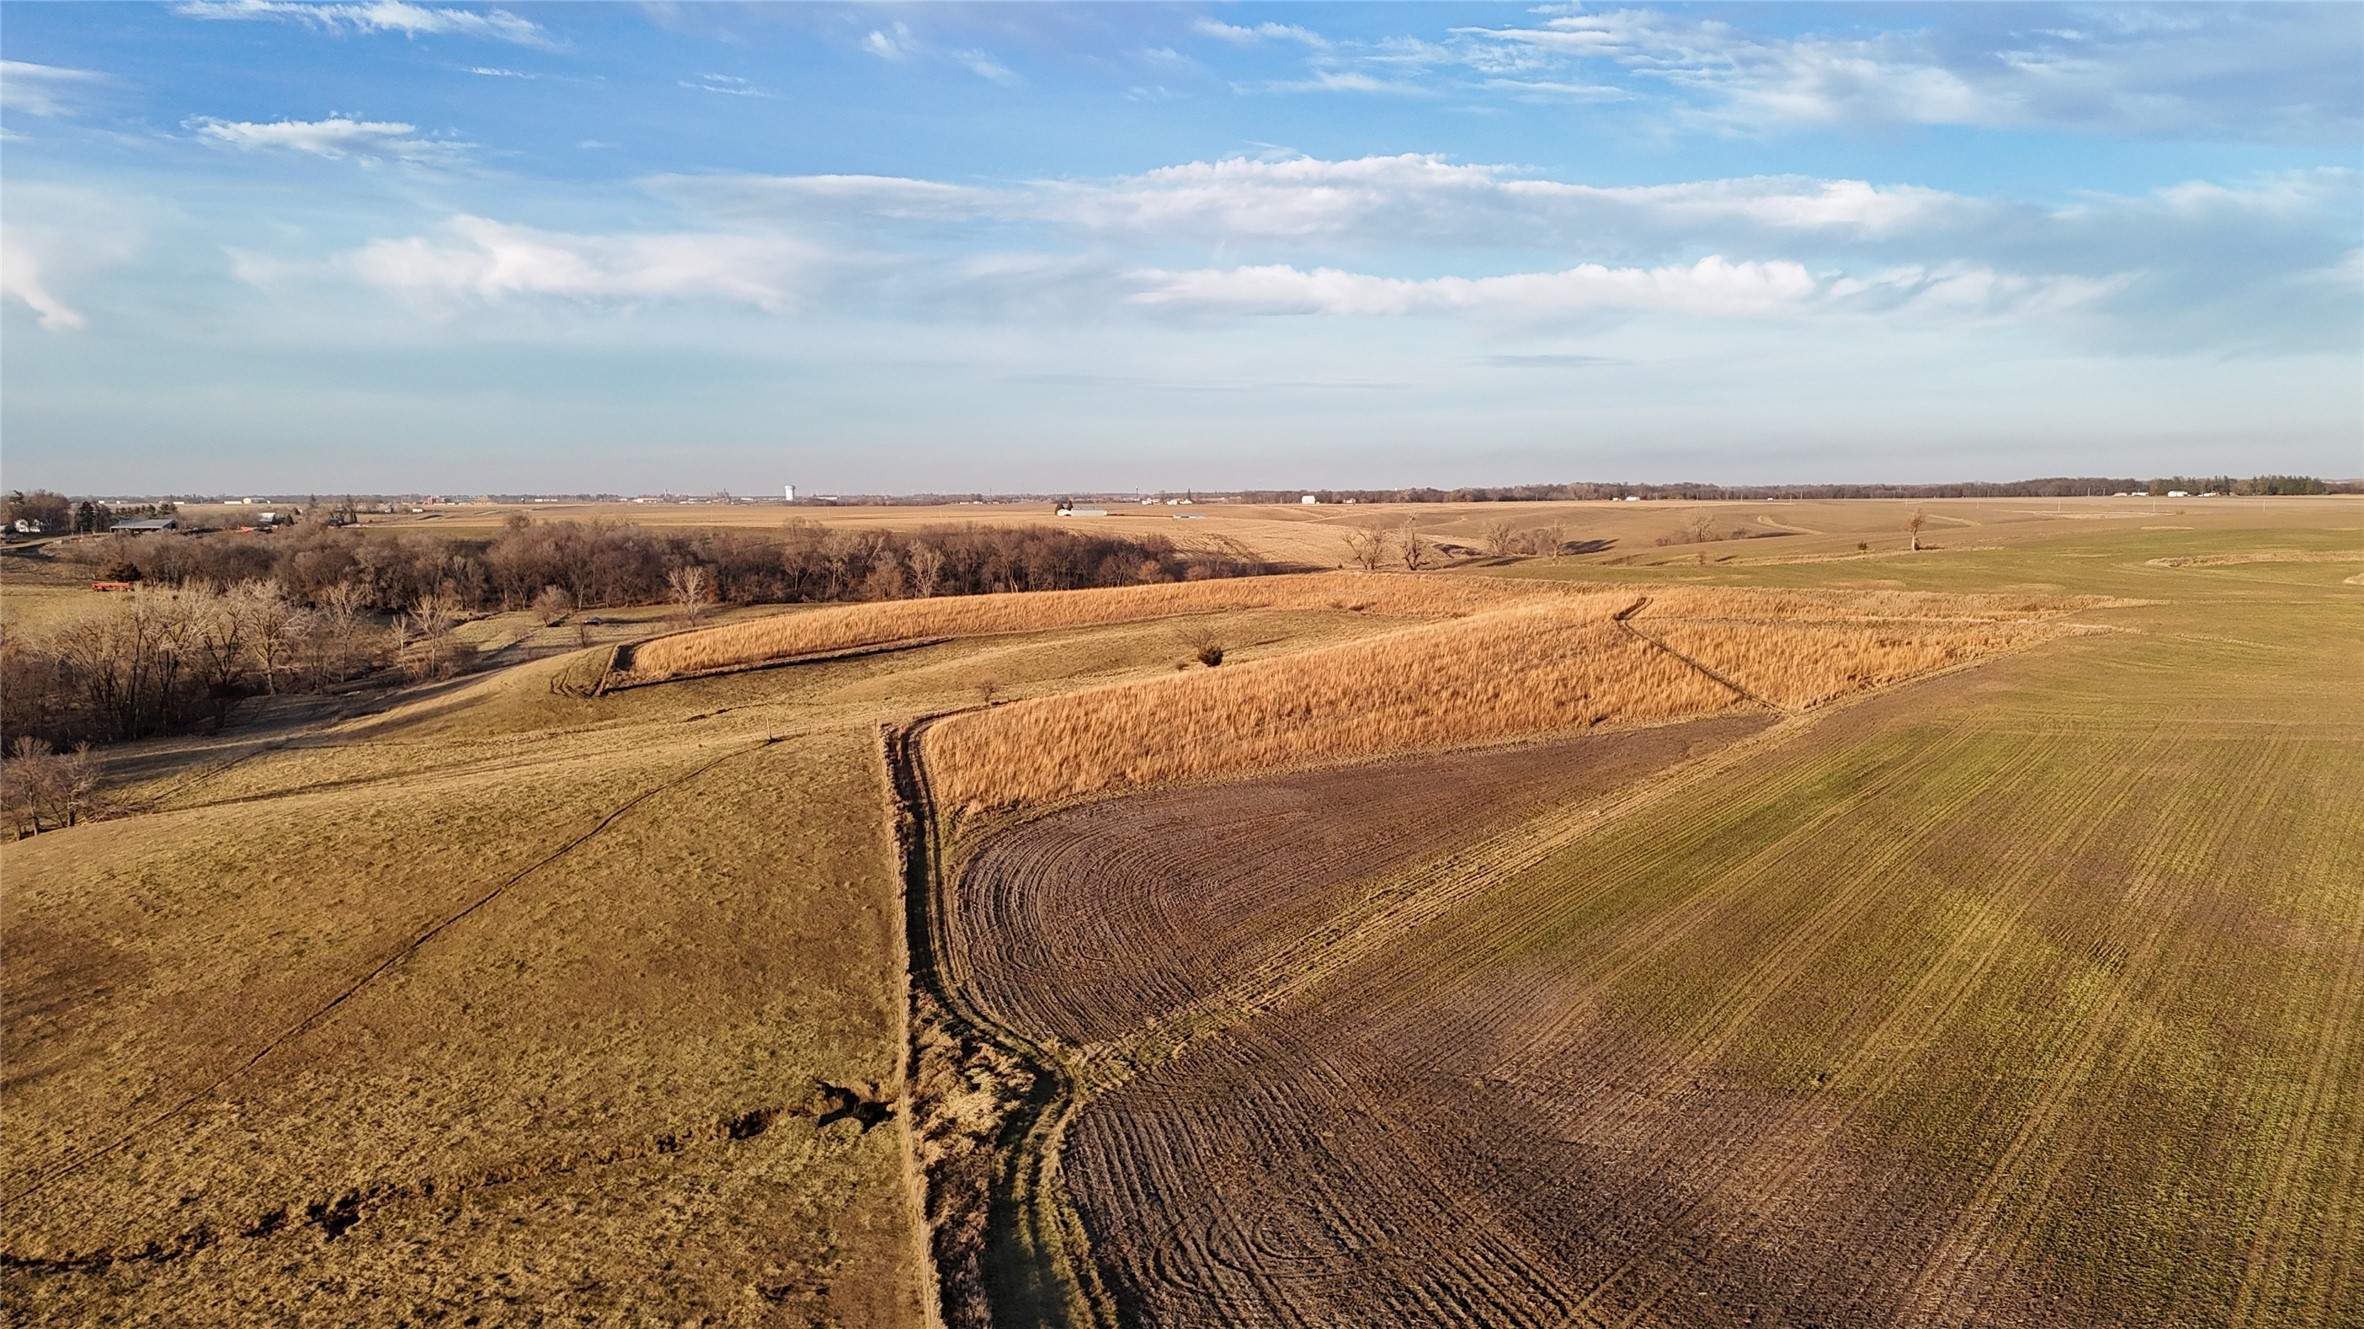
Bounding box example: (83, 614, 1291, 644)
(109, 518, 179, 533)
(1060, 506, 1109, 518)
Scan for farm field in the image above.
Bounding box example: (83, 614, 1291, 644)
(0, 598, 1417, 1324)
(4, 500, 2357, 1326)
(269, 493, 2302, 573)
(907, 504, 2362, 1327)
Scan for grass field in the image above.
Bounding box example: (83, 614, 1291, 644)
(5, 498, 2357, 1326)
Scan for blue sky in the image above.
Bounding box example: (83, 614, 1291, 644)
(3, 2, 2358, 494)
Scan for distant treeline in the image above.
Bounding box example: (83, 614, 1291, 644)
(59, 517, 1263, 615)
(1, 519, 1264, 749)
(1239, 475, 2357, 504)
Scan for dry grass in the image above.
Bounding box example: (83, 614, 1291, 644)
(615, 572, 1574, 684)
(928, 602, 1740, 810)
(1633, 585, 2110, 622)
(925, 585, 2086, 809)
(1646, 619, 2063, 708)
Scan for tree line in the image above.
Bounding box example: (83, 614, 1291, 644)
(0, 519, 1264, 752)
(1234, 475, 2357, 504)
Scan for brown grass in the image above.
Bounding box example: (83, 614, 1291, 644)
(924, 585, 2084, 810)
(614, 572, 1578, 684)
(927, 603, 1734, 810)
(1644, 620, 2062, 709)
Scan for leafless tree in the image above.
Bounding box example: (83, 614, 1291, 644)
(406, 589, 466, 680)
(1906, 508, 1930, 552)
(1482, 519, 1519, 558)
(315, 580, 374, 680)
(1399, 521, 1432, 571)
(1342, 524, 1393, 572)
(667, 564, 715, 624)
(906, 543, 946, 598)
(975, 675, 1002, 706)
(233, 581, 306, 695)
(531, 584, 574, 626)
(1, 737, 102, 837)
(1179, 622, 1227, 667)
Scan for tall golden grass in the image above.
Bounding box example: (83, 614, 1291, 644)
(925, 585, 2083, 809)
(1643, 620, 2059, 709)
(926, 602, 1738, 810)
(615, 573, 1595, 683)
(1633, 586, 2106, 622)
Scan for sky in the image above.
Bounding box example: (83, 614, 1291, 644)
(1, 2, 2358, 495)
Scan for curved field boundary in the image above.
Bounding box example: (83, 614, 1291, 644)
(599, 636, 951, 693)
(616, 573, 1594, 688)
(886, 718, 1118, 1329)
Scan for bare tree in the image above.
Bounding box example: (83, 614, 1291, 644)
(0, 738, 102, 836)
(531, 584, 574, 626)
(1179, 622, 1227, 667)
(233, 581, 306, 695)
(1527, 520, 1566, 556)
(1398, 521, 1431, 571)
(1342, 524, 1393, 572)
(667, 564, 715, 624)
(1482, 519, 1519, 558)
(406, 589, 466, 680)
(1906, 508, 1930, 552)
(975, 675, 1002, 706)
(906, 542, 946, 598)
(315, 580, 373, 680)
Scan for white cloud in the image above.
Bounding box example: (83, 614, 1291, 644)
(463, 65, 533, 79)
(0, 184, 145, 333)
(956, 50, 1022, 87)
(1448, 5, 2362, 138)
(186, 115, 468, 164)
(1034, 155, 1967, 242)
(1, 239, 87, 330)
(173, 0, 553, 48)
(0, 60, 105, 118)
(1127, 256, 1820, 318)
(342, 214, 821, 311)
(1193, 18, 1328, 48)
(682, 73, 777, 99)
(1247, 70, 1430, 97)
(863, 21, 913, 61)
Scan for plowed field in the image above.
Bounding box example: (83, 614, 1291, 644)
(953, 715, 1773, 1048)
(927, 513, 2363, 1328)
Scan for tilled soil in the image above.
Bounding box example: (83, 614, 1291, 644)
(952, 715, 1774, 1047)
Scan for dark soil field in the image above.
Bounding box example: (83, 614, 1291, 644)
(924, 507, 2363, 1328)
(951, 715, 1775, 1048)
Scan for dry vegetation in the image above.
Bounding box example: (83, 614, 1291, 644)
(613, 571, 1558, 684)
(1641, 619, 2067, 709)
(924, 586, 2079, 809)
(930, 606, 1732, 809)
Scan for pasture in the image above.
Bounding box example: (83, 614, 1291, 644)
(3, 498, 2356, 1326)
